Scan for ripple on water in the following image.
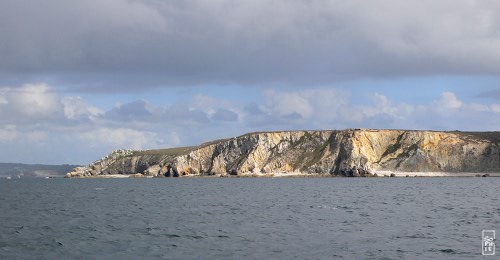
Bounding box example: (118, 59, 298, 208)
(0, 178, 499, 259)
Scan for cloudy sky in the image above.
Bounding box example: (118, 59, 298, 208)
(1, 0, 500, 164)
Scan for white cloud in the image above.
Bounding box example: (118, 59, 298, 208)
(0, 83, 108, 125)
(25, 131, 48, 143)
(262, 88, 350, 121)
(81, 127, 158, 150)
(467, 103, 489, 112)
(337, 105, 365, 124)
(491, 104, 500, 113)
(155, 132, 181, 147)
(1, 82, 499, 164)
(264, 89, 314, 119)
(191, 94, 233, 110)
(0, 125, 17, 142)
(245, 89, 500, 131)
(0, 83, 62, 120)
(190, 94, 244, 123)
(62, 96, 103, 120)
(0, 90, 7, 104)
(439, 91, 463, 110)
(0, 126, 47, 143)
(360, 93, 398, 118)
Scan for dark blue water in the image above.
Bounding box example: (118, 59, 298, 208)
(0, 178, 499, 259)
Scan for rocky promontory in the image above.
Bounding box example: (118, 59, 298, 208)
(66, 129, 500, 178)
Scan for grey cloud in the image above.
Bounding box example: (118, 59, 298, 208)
(211, 108, 238, 122)
(101, 99, 212, 126)
(163, 105, 210, 125)
(105, 100, 152, 121)
(243, 103, 304, 128)
(244, 103, 265, 116)
(243, 103, 273, 127)
(2, 0, 500, 89)
(477, 89, 500, 100)
(282, 112, 302, 120)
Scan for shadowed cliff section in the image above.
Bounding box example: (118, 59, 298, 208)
(66, 129, 500, 178)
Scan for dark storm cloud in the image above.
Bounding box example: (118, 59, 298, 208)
(1, 0, 500, 90)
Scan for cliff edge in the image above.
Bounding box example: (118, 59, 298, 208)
(66, 129, 500, 178)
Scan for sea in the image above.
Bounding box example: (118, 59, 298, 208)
(0, 177, 499, 259)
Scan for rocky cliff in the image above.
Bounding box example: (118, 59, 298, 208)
(65, 129, 500, 178)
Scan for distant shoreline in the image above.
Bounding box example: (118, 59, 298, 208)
(66, 171, 500, 179)
(373, 171, 500, 177)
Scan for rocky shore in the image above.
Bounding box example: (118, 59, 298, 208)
(66, 129, 500, 178)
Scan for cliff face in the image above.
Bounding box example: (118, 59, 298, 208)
(66, 129, 500, 177)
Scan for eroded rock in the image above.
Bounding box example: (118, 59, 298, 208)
(65, 130, 500, 178)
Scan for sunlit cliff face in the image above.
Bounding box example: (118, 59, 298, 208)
(66, 130, 500, 178)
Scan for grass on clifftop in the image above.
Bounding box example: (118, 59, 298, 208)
(129, 130, 499, 157)
(457, 132, 500, 144)
(131, 146, 197, 156)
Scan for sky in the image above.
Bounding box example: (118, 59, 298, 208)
(1, 0, 500, 165)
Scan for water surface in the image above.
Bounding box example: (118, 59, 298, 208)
(0, 178, 498, 259)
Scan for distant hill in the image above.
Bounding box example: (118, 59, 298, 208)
(0, 163, 79, 178)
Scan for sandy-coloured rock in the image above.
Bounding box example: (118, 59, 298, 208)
(65, 129, 500, 178)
